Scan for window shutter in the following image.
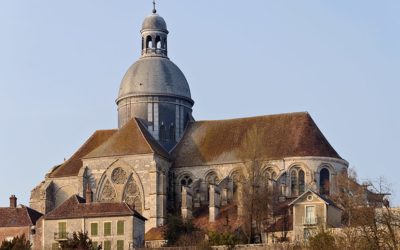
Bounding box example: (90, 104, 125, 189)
(91, 223, 98, 236)
(117, 220, 124, 235)
(117, 240, 124, 250)
(104, 222, 111, 236)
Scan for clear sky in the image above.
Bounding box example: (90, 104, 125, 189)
(0, 1, 399, 207)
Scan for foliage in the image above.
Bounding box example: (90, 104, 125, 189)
(164, 215, 202, 246)
(307, 228, 336, 250)
(59, 231, 100, 250)
(208, 231, 239, 249)
(0, 234, 31, 250)
(330, 169, 400, 250)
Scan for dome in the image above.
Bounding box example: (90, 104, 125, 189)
(141, 14, 168, 32)
(117, 57, 192, 102)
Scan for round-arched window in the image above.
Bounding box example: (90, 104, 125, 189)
(320, 168, 330, 195)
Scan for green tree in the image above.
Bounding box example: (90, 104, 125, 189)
(59, 231, 100, 250)
(0, 234, 31, 250)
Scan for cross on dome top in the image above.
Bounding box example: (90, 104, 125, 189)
(152, 0, 157, 14)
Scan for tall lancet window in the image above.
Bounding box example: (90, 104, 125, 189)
(291, 167, 305, 196)
(320, 168, 330, 195)
(160, 123, 166, 142)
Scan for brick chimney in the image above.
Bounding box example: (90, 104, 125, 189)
(85, 184, 93, 203)
(9, 195, 17, 208)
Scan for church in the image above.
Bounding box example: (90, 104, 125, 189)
(29, 5, 349, 237)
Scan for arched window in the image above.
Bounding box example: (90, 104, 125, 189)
(231, 170, 243, 202)
(320, 168, 330, 195)
(180, 175, 193, 188)
(299, 170, 305, 194)
(169, 123, 175, 142)
(163, 37, 167, 49)
(155, 36, 162, 49)
(146, 36, 153, 49)
(159, 123, 166, 142)
(142, 37, 144, 50)
(291, 167, 306, 196)
(291, 170, 298, 196)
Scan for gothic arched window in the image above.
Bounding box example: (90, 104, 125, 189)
(160, 123, 166, 142)
(180, 175, 193, 187)
(320, 168, 330, 195)
(291, 167, 306, 196)
(299, 170, 305, 194)
(291, 170, 298, 196)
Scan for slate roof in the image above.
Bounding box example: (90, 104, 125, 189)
(171, 112, 341, 167)
(84, 118, 170, 159)
(50, 130, 117, 178)
(44, 195, 146, 221)
(0, 206, 43, 227)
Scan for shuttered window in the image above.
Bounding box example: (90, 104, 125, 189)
(117, 240, 124, 250)
(58, 222, 67, 238)
(104, 222, 112, 236)
(103, 240, 111, 250)
(117, 220, 124, 235)
(91, 223, 98, 236)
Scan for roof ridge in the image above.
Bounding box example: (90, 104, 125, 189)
(135, 118, 170, 158)
(134, 118, 158, 155)
(193, 112, 310, 123)
(51, 130, 116, 177)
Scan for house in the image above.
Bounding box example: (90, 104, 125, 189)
(40, 187, 146, 250)
(0, 195, 42, 248)
(289, 190, 342, 240)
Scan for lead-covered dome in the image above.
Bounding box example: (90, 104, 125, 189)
(142, 13, 168, 32)
(117, 57, 192, 101)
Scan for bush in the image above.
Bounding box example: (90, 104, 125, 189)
(164, 215, 201, 246)
(308, 229, 336, 250)
(59, 231, 100, 250)
(208, 231, 239, 249)
(0, 234, 31, 250)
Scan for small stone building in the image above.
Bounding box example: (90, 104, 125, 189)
(41, 192, 146, 250)
(0, 195, 42, 248)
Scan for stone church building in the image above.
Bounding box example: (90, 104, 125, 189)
(30, 7, 348, 234)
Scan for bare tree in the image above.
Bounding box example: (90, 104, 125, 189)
(234, 125, 275, 243)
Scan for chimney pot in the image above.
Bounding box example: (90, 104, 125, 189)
(9, 195, 17, 208)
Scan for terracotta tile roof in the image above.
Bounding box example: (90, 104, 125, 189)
(50, 129, 117, 178)
(145, 226, 165, 241)
(44, 195, 146, 220)
(0, 206, 43, 227)
(171, 112, 341, 167)
(84, 118, 170, 160)
(192, 204, 242, 233)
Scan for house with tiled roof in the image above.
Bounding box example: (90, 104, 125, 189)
(0, 195, 42, 248)
(40, 187, 146, 250)
(28, 4, 356, 246)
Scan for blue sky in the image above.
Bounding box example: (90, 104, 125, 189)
(0, 1, 399, 207)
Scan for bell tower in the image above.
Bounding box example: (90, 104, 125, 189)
(116, 5, 194, 151)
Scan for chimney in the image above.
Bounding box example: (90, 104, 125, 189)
(85, 184, 93, 203)
(9, 195, 17, 208)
